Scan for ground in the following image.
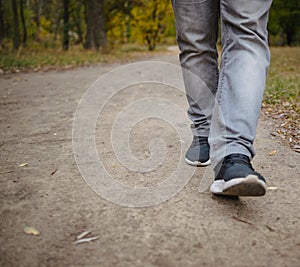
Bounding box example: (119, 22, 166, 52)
(0, 52, 299, 267)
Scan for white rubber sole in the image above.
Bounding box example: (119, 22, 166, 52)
(210, 175, 267, 197)
(210, 180, 225, 194)
(185, 157, 211, 167)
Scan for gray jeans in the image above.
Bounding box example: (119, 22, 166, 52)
(172, 0, 272, 168)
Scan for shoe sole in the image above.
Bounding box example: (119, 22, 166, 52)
(185, 157, 211, 167)
(210, 179, 225, 194)
(210, 175, 266, 197)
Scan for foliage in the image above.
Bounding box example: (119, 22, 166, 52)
(0, 0, 176, 52)
(0, 0, 299, 53)
(268, 0, 300, 45)
(130, 0, 172, 50)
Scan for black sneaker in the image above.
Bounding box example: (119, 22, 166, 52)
(185, 136, 210, 166)
(210, 154, 266, 196)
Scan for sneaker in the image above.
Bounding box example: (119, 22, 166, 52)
(185, 136, 211, 166)
(210, 154, 266, 196)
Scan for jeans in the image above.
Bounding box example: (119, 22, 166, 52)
(172, 0, 272, 168)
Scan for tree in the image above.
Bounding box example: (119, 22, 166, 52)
(20, 0, 27, 46)
(32, 0, 41, 41)
(71, 0, 84, 44)
(52, 0, 63, 42)
(269, 0, 300, 45)
(106, 0, 141, 44)
(131, 0, 170, 51)
(0, 0, 4, 43)
(84, 0, 107, 50)
(84, 0, 93, 49)
(62, 0, 70, 50)
(11, 0, 20, 50)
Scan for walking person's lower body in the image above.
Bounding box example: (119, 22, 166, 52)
(172, 0, 273, 196)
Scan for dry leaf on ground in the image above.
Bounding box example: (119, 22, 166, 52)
(24, 226, 40, 236)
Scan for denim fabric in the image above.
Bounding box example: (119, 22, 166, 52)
(172, 0, 272, 168)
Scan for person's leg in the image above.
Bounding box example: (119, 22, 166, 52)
(210, 0, 272, 196)
(172, 0, 220, 165)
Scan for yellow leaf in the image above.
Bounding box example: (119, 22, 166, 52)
(267, 186, 278, 190)
(24, 226, 40, 236)
(269, 150, 277, 156)
(18, 163, 28, 167)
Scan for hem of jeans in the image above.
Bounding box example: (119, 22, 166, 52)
(191, 130, 210, 138)
(193, 136, 210, 139)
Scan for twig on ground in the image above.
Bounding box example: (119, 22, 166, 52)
(232, 216, 254, 225)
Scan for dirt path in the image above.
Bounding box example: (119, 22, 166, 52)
(0, 53, 300, 267)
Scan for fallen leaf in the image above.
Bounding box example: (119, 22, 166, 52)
(292, 147, 300, 153)
(74, 236, 99, 245)
(265, 224, 275, 232)
(18, 163, 28, 167)
(267, 186, 278, 190)
(50, 168, 57, 176)
(76, 231, 91, 240)
(268, 150, 277, 156)
(24, 226, 40, 236)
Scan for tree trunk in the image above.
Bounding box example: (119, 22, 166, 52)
(0, 0, 4, 43)
(145, 30, 158, 51)
(97, 1, 107, 50)
(62, 0, 70, 51)
(84, 0, 107, 50)
(84, 0, 92, 49)
(33, 0, 40, 41)
(285, 25, 295, 46)
(11, 0, 20, 50)
(20, 0, 27, 46)
(73, 1, 83, 44)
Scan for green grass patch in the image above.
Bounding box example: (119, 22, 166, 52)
(265, 47, 300, 114)
(0, 43, 170, 72)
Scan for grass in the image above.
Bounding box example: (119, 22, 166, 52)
(0, 43, 171, 72)
(263, 47, 300, 149)
(265, 47, 300, 115)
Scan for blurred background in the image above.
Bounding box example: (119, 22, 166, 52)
(0, 1, 299, 66)
(0, 0, 177, 51)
